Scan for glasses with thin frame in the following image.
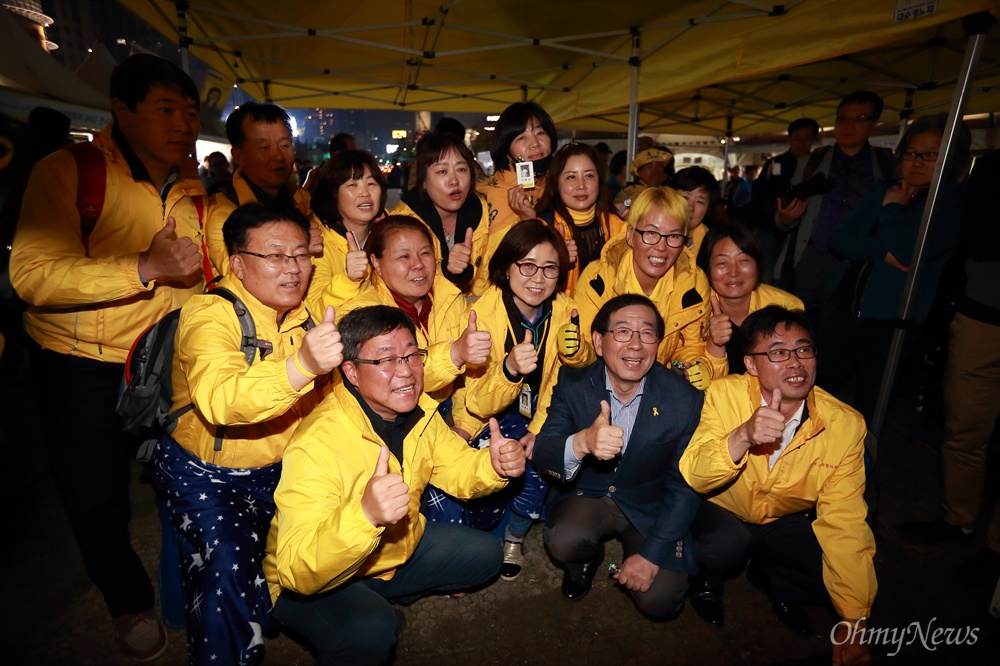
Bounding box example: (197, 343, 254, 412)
(352, 349, 428, 371)
(606, 327, 660, 344)
(238, 250, 313, 270)
(900, 151, 938, 162)
(835, 115, 874, 125)
(746, 345, 817, 363)
(514, 261, 560, 279)
(633, 227, 686, 248)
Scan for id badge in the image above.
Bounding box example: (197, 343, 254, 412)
(518, 384, 533, 418)
(515, 161, 535, 189)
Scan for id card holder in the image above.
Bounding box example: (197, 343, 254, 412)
(518, 384, 533, 418)
(515, 160, 535, 189)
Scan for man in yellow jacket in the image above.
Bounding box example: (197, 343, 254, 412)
(679, 306, 874, 666)
(264, 305, 525, 664)
(9, 54, 207, 662)
(151, 203, 343, 665)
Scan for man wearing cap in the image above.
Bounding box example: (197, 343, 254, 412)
(615, 147, 675, 217)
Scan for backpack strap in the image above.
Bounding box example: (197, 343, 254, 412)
(65, 142, 107, 256)
(191, 195, 220, 290)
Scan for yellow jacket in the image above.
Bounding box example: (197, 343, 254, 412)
(10, 126, 207, 363)
(307, 223, 366, 317)
(476, 168, 546, 292)
(389, 198, 491, 296)
(206, 168, 317, 278)
(679, 374, 876, 620)
(337, 271, 466, 395)
(551, 210, 626, 298)
(685, 224, 708, 264)
(170, 275, 324, 469)
(264, 383, 506, 601)
(461, 285, 594, 436)
(575, 237, 726, 377)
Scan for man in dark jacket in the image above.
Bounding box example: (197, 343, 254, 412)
(533, 294, 704, 620)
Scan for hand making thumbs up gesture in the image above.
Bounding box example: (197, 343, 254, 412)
(344, 231, 369, 282)
(728, 388, 786, 462)
(504, 329, 538, 377)
(289, 306, 343, 389)
(706, 295, 733, 356)
(446, 228, 474, 275)
(573, 399, 625, 461)
(361, 445, 410, 527)
(488, 417, 526, 478)
(451, 310, 492, 368)
(138, 216, 202, 283)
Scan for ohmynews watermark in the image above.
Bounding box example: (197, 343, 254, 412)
(831, 617, 979, 657)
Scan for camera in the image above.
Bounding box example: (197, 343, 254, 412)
(780, 172, 832, 207)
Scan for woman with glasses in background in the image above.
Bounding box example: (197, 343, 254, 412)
(306, 149, 387, 314)
(576, 187, 726, 389)
(534, 143, 625, 296)
(430, 220, 593, 581)
(819, 113, 970, 422)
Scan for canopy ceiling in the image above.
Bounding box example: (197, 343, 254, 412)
(116, 0, 999, 134)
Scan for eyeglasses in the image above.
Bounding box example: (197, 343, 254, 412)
(606, 327, 660, 344)
(835, 115, 874, 125)
(746, 345, 817, 363)
(238, 250, 313, 270)
(634, 228, 687, 248)
(900, 151, 939, 163)
(352, 349, 428, 371)
(514, 261, 560, 279)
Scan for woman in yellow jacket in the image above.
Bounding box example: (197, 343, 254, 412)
(390, 132, 490, 295)
(477, 103, 558, 277)
(533, 143, 625, 296)
(576, 187, 726, 388)
(336, 216, 490, 407)
(306, 149, 387, 315)
(697, 224, 804, 375)
(439, 220, 593, 579)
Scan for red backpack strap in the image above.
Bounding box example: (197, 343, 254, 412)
(64, 142, 107, 256)
(191, 195, 219, 290)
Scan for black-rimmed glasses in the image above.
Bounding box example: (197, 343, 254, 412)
(634, 228, 686, 248)
(514, 261, 560, 279)
(352, 349, 428, 371)
(746, 345, 817, 363)
(900, 151, 938, 163)
(238, 250, 312, 270)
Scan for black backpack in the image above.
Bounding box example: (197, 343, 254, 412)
(117, 287, 275, 462)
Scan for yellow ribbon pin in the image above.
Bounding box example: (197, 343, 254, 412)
(652, 407, 659, 416)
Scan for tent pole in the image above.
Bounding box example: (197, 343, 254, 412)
(626, 28, 640, 171)
(175, 1, 190, 74)
(869, 14, 992, 440)
(721, 115, 733, 197)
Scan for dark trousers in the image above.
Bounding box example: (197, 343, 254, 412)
(272, 521, 501, 665)
(544, 495, 688, 620)
(692, 502, 826, 605)
(28, 344, 154, 617)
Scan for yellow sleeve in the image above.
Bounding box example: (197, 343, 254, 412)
(10, 151, 150, 307)
(205, 193, 237, 277)
(426, 410, 507, 499)
(813, 419, 877, 620)
(176, 298, 312, 425)
(678, 383, 748, 493)
(423, 340, 463, 393)
(271, 425, 384, 595)
(469, 198, 492, 296)
(307, 229, 365, 317)
(575, 259, 609, 343)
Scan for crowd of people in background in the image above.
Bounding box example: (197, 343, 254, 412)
(0, 51, 997, 666)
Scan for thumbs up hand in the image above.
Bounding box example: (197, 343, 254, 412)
(504, 329, 538, 377)
(298, 306, 344, 376)
(138, 216, 202, 283)
(446, 228, 474, 275)
(361, 445, 410, 527)
(574, 400, 625, 461)
(706, 295, 733, 353)
(684, 360, 711, 391)
(450, 309, 492, 368)
(557, 309, 581, 357)
(308, 220, 325, 256)
(488, 417, 526, 478)
(344, 231, 369, 282)
(729, 388, 787, 462)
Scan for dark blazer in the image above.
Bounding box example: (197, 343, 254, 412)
(534, 360, 704, 573)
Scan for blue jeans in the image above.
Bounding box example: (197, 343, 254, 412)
(272, 521, 501, 665)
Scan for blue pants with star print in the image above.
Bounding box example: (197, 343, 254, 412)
(151, 437, 281, 666)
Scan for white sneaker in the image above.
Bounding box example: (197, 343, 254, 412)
(500, 541, 524, 581)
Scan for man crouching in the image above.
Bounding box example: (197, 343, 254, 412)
(263, 305, 525, 664)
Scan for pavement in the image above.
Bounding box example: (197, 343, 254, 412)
(1, 346, 997, 666)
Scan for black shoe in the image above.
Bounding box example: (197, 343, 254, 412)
(771, 600, 815, 636)
(687, 576, 724, 628)
(898, 518, 974, 544)
(561, 545, 604, 601)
